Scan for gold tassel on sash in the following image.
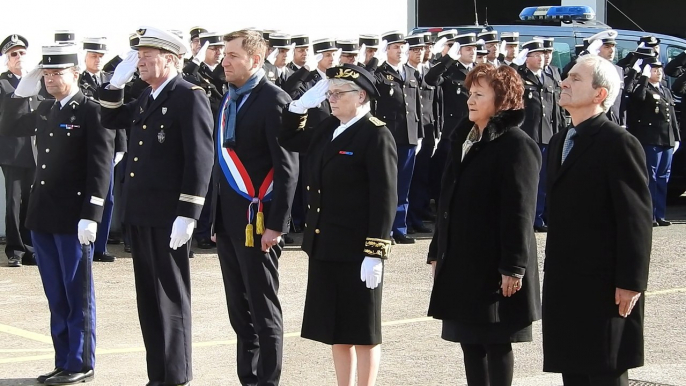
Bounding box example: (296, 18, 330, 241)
(256, 211, 265, 235)
(245, 224, 254, 247)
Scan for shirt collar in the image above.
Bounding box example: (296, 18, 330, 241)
(316, 68, 327, 80)
(203, 62, 218, 72)
(59, 86, 80, 108)
(573, 112, 604, 136)
(388, 62, 404, 75)
(335, 104, 371, 132)
(152, 73, 176, 99)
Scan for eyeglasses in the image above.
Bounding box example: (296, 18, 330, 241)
(43, 72, 69, 78)
(10, 51, 26, 58)
(325, 89, 359, 100)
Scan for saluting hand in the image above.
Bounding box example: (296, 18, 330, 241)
(355, 44, 367, 65)
(432, 37, 447, 56)
(261, 228, 282, 252)
(615, 288, 641, 317)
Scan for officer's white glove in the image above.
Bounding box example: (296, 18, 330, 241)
(192, 41, 210, 66)
(266, 47, 278, 65)
(332, 48, 342, 66)
(513, 48, 529, 66)
(415, 138, 422, 154)
(13, 66, 43, 98)
(114, 151, 125, 166)
(432, 37, 447, 56)
(289, 78, 328, 113)
(304, 50, 323, 72)
(285, 43, 296, 64)
(109, 50, 138, 89)
(642, 64, 652, 78)
(675, 141, 680, 152)
(360, 256, 383, 289)
(78, 219, 98, 245)
(355, 43, 367, 65)
(632, 59, 643, 73)
(498, 40, 508, 57)
(374, 40, 388, 65)
(447, 41, 461, 61)
(169, 216, 196, 250)
(400, 43, 410, 65)
(587, 39, 603, 56)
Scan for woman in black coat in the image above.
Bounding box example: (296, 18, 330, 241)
(427, 63, 542, 386)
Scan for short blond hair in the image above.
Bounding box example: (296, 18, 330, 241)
(224, 30, 267, 62)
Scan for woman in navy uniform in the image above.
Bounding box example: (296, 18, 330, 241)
(629, 57, 680, 226)
(279, 64, 397, 386)
(0, 44, 114, 385)
(427, 63, 541, 386)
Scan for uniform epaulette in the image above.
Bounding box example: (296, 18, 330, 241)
(191, 86, 204, 90)
(369, 116, 385, 127)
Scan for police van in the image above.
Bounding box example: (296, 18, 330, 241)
(411, 5, 686, 197)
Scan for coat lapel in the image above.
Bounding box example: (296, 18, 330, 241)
(553, 117, 603, 185)
(141, 75, 180, 122)
(320, 115, 368, 169)
(236, 77, 268, 126)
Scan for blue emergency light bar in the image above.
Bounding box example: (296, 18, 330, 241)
(519, 5, 596, 21)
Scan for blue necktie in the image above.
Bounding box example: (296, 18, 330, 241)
(561, 128, 577, 164)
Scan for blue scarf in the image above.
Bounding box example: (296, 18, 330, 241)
(222, 68, 265, 147)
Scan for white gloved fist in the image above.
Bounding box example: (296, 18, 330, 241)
(400, 43, 410, 65)
(266, 47, 278, 64)
(355, 43, 367, 65)
(632, 58, 643, 73)
(675, 141, 680, 153)
(447, 41, 461, 61)
(14, 66, 42, 98)
(290, 78, 328, 112)
(513, 48, 529, 66)
(498, 40, 508, 57)
(114, 152, 125, 166)
(109, 50, 138, 89)
(374, 40, 388, 65)
(78, 219, 98, 245)
(193, 41, 210, 66)
(642, 63, 652, 78)
(360, 257, 383, 289)
(587, 39, 603, 56)
(432, 37, 447, 56)
(169, 216, 196, 250)
(332, 48, 342, 66)
(285, 43, 296, 64)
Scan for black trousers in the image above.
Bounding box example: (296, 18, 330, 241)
(1, 165, 34, 258)
(562, 371, 629, 386)
(216, 231, 283, 386)
(129, 225, 192, 385)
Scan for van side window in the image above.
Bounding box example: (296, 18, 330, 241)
(614, 39, 637, 64)
(667, 46, 685, 63)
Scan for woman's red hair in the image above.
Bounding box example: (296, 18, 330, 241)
(465, 63, 524, 112)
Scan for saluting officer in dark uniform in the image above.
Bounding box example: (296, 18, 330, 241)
(1, 44, 114, 385)
(99, 27, 214, 386)
(478, 30, 499, 66)
(367, 31, 420, 244)
(518, 39, 564, 232)
(337, 40, 362, 65)
(287, 34, 310, 72)
(629, 57, 680, 227)
(589, 30, 628, 127)
(78, 37, 128, 263)
(665, 48, 686, 128)
(262, 30, 281, 83)
(359, 34, 380, 66)
(0, 34, 37, 267)
(498, 32, 520, 67)
(189, 26, 208, 57)
(268, 33, 295, 89)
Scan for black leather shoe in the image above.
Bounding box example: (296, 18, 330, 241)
(196, 238, 215, 249)
(93, 252, 116, 262)
(22, 252, 37, 266)
(189, 250, 195, 259)
(657, 219, 672, 226)
(37, 367, 62, 383)
(394, 234, 416, 244)
(653, 221, 659, 227)
(284, 234, 295, 244)
(124, 245, 132, 253)
(534, 225, 548, 233)
(44, 369, 93, 385)
(413, 224, 433, 233)
(8, 255, 22, 267)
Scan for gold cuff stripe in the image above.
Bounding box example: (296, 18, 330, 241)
(99, 99, 123, 109)
(364, 238, 392, 259)
(90, 196, 105, 206)
(179, 194, 205, 206)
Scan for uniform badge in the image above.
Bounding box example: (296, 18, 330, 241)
(140, 106, 144, 113)
(11, 35, 18, 43)
(528, 92, 533, 99)
(162, 107, 167, 115)
(40, 115, 47, 120)
(389, 88, 394, 96)
(158, 130, 166, 143)
(652, 94, 660, 100)
(207, 90, 212, 97)
(70, 116, 76, 122)
(268, 71, 275, 79)
(655, 106, 660, 114)
(386, 75, 393, 81)
(456, 88, 461, 95)
(8, 73, 12, 78)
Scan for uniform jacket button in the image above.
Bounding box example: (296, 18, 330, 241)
(41, 165, 46, 169)
(443, 212, 448, 219)
(40, 181, 45, 185)
(45, 148, 50, 153)
(134, 157, 139, 161)
(130, 172, 135, 177)
(317, 208, 320, 213)
(315, 229, 321, 234)
(143, 125, 147, 129)
(306, 186, 310, 191)
(49, 133, 53, 137)
(139, 141, 143, 145)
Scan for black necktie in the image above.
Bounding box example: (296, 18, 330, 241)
(415, 70, 422, 84)
(92, 74, 99, 87)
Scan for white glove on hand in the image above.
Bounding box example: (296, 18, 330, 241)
(169, 216, 196, 250)
(266, 47, 278, 64)
(587, 39, 603, 56)
(78, 219, 98, 245)
(285, 43, 296, 64)
(447, 41, 461, 61)
(415, 138, 422, 155)
(675, 141, 680, 152)
(332, 48, 342, 66)
(513, 48, 529, 66)
(114, 152, 125, 166)
(360, 257, 383, 289)
(110, 50, 138, 89)
(642, 63, 652, 78)
(355, 43, 367, 65)
(498, 40, 508, 57)
(192, 41, 210, 66)
(432, 37, 447, 56)
(400, 43, 410, 65)
(14, 66, 43, 98)
(304, 48, 323, 71)
(374, 40, 388, 65)
(632, 59, 643, 73)
(290, 78, 328, 112)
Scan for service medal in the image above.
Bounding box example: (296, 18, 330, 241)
(158, 130, 166, 143)
(655, 106, 660, 114)
(162, 107, 167, 115)
(389, 88, 394, 96)
(528, 92, 533, 99)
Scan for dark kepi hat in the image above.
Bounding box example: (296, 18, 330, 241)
(381, 31, 405, 45)
(292, 35, 310, 47)
(337, 40, 359, 54)
(522, 40, 546, 53)
(326, 63, 379, 99)
(475, 40, 487, 56)
(643, 56, 663, 67)
(634, 45, 657, 57)
(263, 30, 279, 42)
(639, 35, 660, 48)
(83, 37, 108, 53)
(269, 33, 291, 48)
(40, 44, 79, 69)
(422, 32, 434, 44)
(0, 34, 28, 55)
(199, 32, 224, 46)
(405, 35, 426, 48)
(501, 32, 519, 44)
(312, 38, 337, 53)
(189, 27, 207, 40)
(535, 37, 554, 50)
(455, 33, 478, 47)
(129, 33, 140, 48)
(55, 30, 76, 44)
(437, 29, 457, 42)
(359, 34, 380, 48)
(477, 30, 498, 44)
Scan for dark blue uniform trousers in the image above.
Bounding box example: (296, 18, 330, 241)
(408, 136, 435, 229)
(32, 231, 95, 372)
(535, 144, 548, 227)
(94, 161, 114, 254)
(643, 145, 673, 220)
(393, 145, 417, 237)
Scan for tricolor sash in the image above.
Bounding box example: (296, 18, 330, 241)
(217, 92, 274, 247)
